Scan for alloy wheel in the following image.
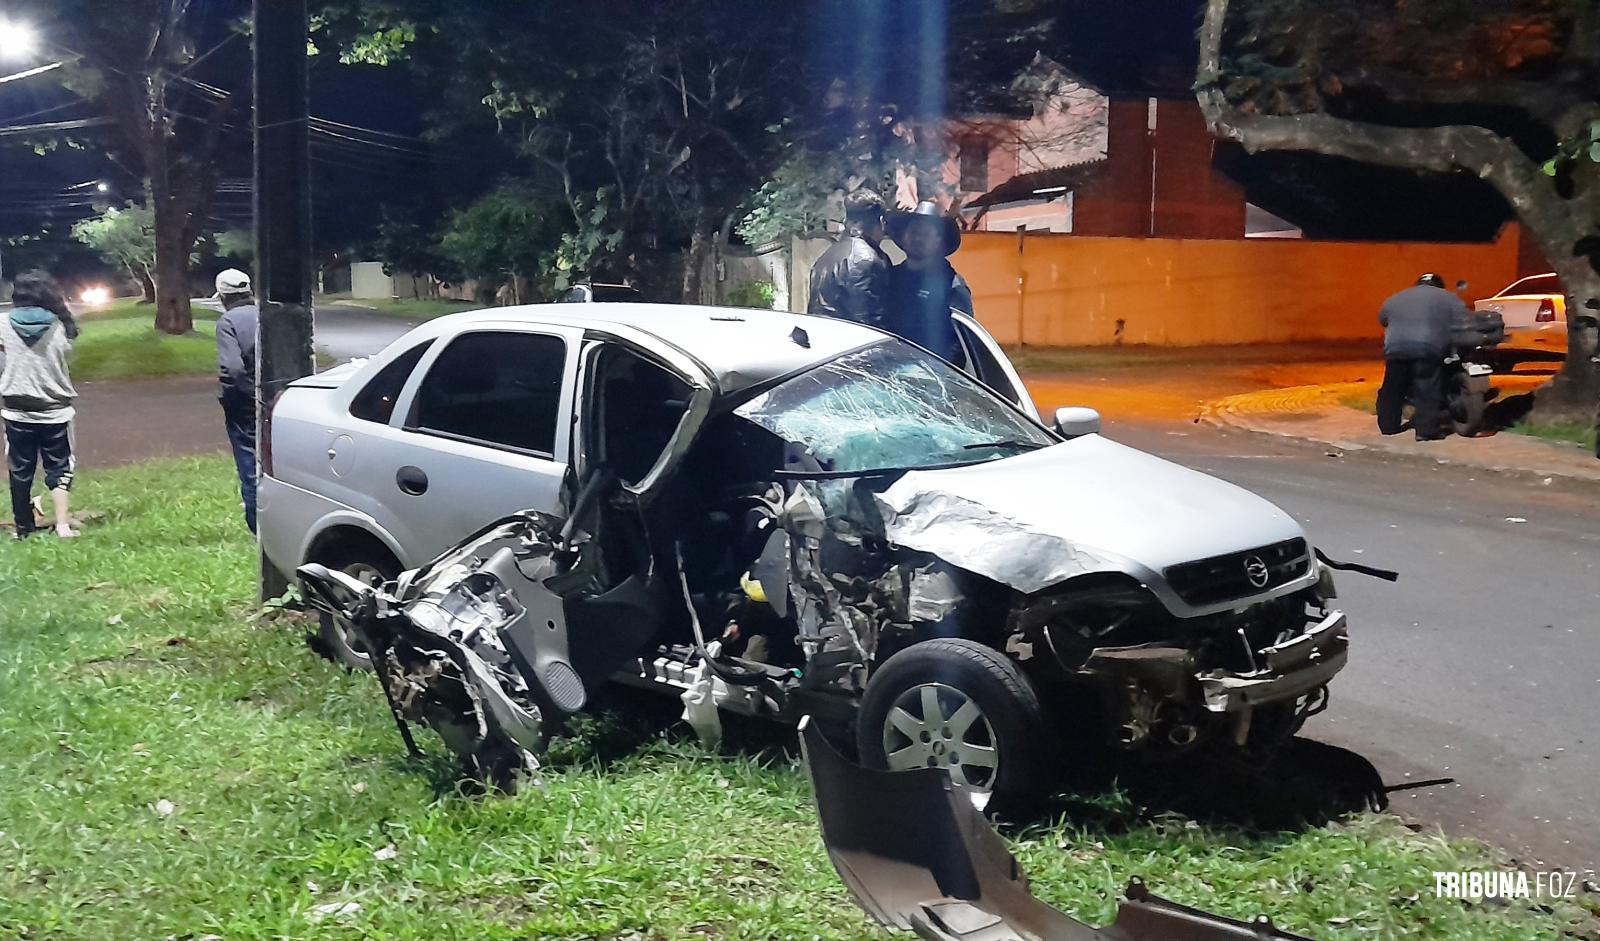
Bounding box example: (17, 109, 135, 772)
(881, 682, 1000, 808)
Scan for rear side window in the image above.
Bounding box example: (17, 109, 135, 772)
(1500, 275, 1559, 296)
(350, 340, 433, 424)
(408, 331, 566, 456)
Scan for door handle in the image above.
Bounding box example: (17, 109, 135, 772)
(396, 465, 429, 496)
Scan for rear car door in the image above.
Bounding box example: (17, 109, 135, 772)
(364, 324, 582, 562)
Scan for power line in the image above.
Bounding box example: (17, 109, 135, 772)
(310, 116, 430, 143)
(0, 117, 113, 136)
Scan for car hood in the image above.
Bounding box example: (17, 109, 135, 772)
(872, 435, 1305, 594)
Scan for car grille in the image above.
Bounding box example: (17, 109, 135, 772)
(1164, 538, 1309, 607)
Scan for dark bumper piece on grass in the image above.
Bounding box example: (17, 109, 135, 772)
(798, 718, 1311, 941)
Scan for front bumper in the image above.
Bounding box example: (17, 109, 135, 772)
(1080, 609, 1348, 714)
(1197, 610, 1348, 712)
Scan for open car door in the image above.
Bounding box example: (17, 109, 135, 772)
(298, 334, 715, 785)
(952, 311, 1041, 422)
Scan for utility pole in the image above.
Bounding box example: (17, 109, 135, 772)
(254, 0, 314, 600)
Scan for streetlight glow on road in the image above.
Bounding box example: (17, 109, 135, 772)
(0, 19, 39, 60)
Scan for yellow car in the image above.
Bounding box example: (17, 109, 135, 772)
(1474, 272, 1566, 362)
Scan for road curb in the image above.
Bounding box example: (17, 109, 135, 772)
(1202, 387, 1600, 487)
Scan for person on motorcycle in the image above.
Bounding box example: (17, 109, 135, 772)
(1377, 273, 1471, 441)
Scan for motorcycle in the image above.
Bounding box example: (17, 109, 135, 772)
(1445, 305, 1505, 438)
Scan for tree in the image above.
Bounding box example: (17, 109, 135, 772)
(371, 207, 453, 298)
(439, 183, 566, 302)
(16, 0, 244, 334)
(71, 204, 158, 303)
(213, 228, 254, 265)
(1195, 0, 1600, 415)
(318, 0, 804, 300)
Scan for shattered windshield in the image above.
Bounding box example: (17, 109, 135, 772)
(733, 340, 1055, 473)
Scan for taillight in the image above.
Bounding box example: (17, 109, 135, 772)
(1535, 299, 1556, 323)
(260, 393, 278, 476)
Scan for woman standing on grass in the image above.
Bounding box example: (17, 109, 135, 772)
(0, 270, 81, 539)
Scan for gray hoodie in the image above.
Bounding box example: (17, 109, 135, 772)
(0, 306, 77, 423)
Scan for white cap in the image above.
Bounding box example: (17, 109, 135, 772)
(215, 268, 252, 297)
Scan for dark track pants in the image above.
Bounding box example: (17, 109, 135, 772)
(1376, 356, 1444, 439)
(5, 420, 73, 535)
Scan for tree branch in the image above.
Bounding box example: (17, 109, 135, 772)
(1197, 0, 1564, 231)
(1337, 66, 1599, 142)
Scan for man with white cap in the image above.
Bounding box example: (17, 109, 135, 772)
(213, 269, 258, 533)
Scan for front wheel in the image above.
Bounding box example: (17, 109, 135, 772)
(857, 638, 1052, 817)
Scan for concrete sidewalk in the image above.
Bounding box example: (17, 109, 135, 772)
(1204, 381, 1600, 485)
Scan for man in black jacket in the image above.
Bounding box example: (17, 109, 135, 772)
(808, 188, 889, 327)
(1377, 273, 1469, 441)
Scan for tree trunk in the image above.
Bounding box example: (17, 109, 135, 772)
(681, 226, 711, 304)
(151, 219, 194, 334)
(132, 264, 156, 304)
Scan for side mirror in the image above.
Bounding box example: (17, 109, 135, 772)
(1053, 406, 1102, 438)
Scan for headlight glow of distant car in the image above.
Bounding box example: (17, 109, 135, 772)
(80, 286, 111, 307)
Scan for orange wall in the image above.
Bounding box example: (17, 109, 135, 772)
(954, 227, 1522, 347)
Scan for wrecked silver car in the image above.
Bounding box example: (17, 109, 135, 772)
(297, 305, 1348, 812)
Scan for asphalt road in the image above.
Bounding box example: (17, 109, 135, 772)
(73, 305, 424, 470)
(80, 307, 1600, 872)
(313, 304, 423, 363)
(1111, 419, 1600, 872)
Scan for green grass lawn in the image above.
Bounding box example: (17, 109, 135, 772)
(0, 457, 1593, 940)
(318, 294, 478, 320)
(70, 316, 217, 382)
(1511, 417, 1598, 451)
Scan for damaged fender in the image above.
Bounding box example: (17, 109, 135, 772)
(799, 718, 1310, 941)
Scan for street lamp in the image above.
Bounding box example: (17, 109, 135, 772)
(0, 19, 39, 60)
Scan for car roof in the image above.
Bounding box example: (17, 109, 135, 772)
(415, 302, 887, 393)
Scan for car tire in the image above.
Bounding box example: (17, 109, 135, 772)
(857, 638, 1051, 818)
(315, 552, 401, 672)
(1448, 371, 1486, 437)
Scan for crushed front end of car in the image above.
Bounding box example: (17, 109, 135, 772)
(863, 442, 1351, 761)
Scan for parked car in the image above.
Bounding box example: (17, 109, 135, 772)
(1474, 272, 1566, 364)
(275, 303, 1349, 812)
(558, 281, 644, 303)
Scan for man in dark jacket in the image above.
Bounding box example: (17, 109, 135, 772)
(808, 188, 890, 327)
(885, 200, 971, 363)
(1376, 273, 1470, 440)
(213, 269, 259, 533)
